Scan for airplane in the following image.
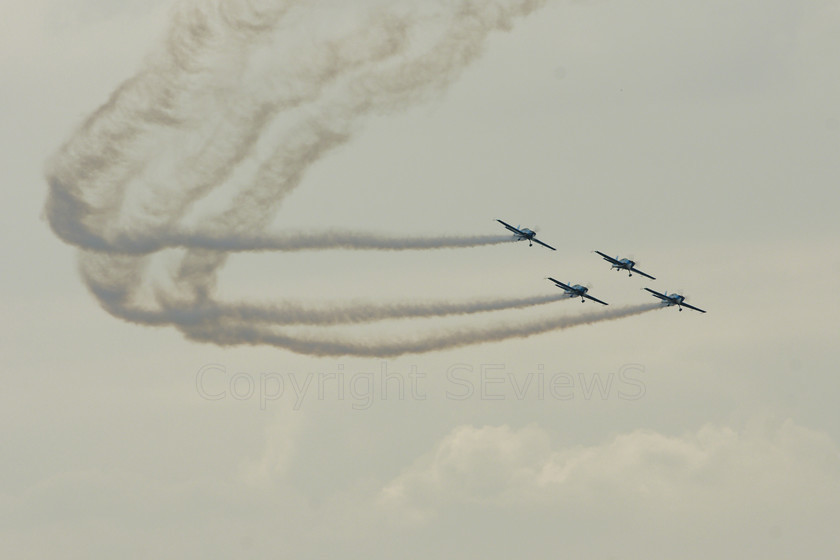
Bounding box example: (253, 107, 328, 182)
(547, 277, 609, 305)
(645, 288, 706, 313)
(595, 251, 656, 279)
(497, 219, 556, 251)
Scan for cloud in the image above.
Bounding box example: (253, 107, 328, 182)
(379, 419, 840, 523)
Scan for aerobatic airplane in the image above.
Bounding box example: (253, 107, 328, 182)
(547, 277, 609, 305)
(595, 251, 656, 279)
(645, 288, 706, 313)
(497, 219, 556, 251)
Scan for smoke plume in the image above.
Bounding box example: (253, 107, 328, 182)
(42, 0, 655, 357)
(179, 304, 662, 357)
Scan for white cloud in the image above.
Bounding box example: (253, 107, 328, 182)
(380, 419, 840, 524)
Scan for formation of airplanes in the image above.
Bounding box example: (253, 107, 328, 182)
(497, 218, 706, 313)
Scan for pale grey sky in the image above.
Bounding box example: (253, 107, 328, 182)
(2, 0, 839, 558)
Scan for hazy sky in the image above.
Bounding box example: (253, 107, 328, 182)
(2, 0, 839, 558)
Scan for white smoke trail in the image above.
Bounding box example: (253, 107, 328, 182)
(40, 0, 660, 358)
(177, 231, 515, 252)
(90, 231, 512, 254)
(178, 304, 663, 357)
(45, 0, 302, 250)
(165, 0, 547, 303)
(45, 1, 419, 251)
(217, 293, 572, 325)
(81, 257, 573, 326)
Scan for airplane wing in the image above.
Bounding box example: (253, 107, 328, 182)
(680, 302, 707, 313)
(631, 267, 656, 280)
(644, 287, 670, 301)
(496, 219, 524, 235)
(583, 293, 609, 306)
(532, 238, 557, 251)
(595, 250, 622, 265)
(547, 277, 572, 291)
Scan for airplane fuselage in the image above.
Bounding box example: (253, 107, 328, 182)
(613, 258, 635, 270)
(661, 294, 686, 307)
(513, 228, 536, 242)
(608, 258, 638, 276)
(561, 285, 589, 301)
